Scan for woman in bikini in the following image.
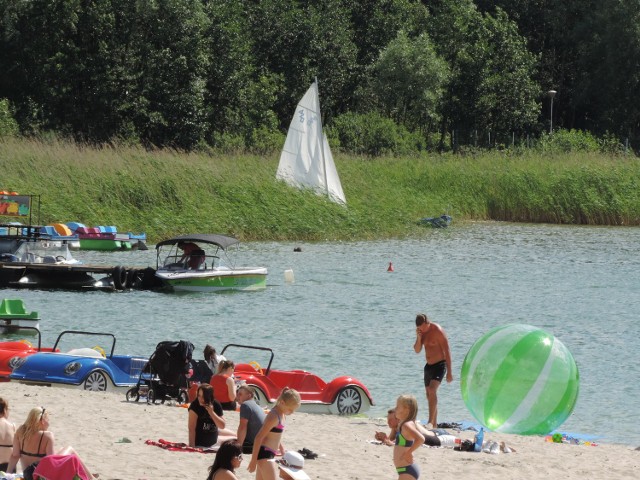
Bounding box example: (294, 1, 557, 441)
(6, 406, 96, 478)
(0, 397, 16, 472)
(393, 395, 425, 480)
(6, 406, 53, 474)
(248, 387, 301, 480)
(205, 440, 243, 480)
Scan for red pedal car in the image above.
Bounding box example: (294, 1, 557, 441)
(221, 344, 374, 415)
(0, 327, 57, 381)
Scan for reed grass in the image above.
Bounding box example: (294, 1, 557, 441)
(2, 137, 639, 241)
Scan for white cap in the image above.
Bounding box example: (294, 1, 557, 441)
(276, 451, 310, 480)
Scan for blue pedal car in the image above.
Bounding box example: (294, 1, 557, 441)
(10, 330, 148, 392)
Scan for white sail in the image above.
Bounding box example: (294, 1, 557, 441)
(276, 81, 346, 204)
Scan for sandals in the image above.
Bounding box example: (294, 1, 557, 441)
(298, 447, 318, 459)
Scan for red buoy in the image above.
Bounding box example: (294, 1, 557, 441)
(387, 262, 394, 272)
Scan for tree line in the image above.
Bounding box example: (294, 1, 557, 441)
(0, 0, 637, 154)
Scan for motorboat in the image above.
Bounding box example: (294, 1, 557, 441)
(154, 234, 267, 292)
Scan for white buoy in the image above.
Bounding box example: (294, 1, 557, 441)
(284, 269, 295, 283)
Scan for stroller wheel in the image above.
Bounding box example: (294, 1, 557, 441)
(126, 387, 139, 402)
(147, 388, 156, 404)
(178, 390, 189, 405)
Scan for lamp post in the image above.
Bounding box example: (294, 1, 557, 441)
(547, 90, 557, 134)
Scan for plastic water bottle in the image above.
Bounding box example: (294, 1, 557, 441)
(473, 427, 484, 452)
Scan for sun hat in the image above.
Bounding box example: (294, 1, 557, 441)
(276, 451, 310, 480)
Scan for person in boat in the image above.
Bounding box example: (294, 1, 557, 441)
(0, 397, 16, 472)
(6, 406, 96, 478)
(235, 384, 266, 454)
(413, 313, 453, 429)
(210, 360, 237, 411)
(178, 241, 206, 269)
(205, 439, 244, 480)
(188, 384, 235, 448)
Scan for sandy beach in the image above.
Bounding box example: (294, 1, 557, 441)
(1, 382, 638, 479)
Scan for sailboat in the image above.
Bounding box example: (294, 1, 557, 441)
(276, 80, 346, 205)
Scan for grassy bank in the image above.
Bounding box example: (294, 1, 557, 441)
(2, 137, 639, 241)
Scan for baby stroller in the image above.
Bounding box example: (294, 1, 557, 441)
(126, 340, 194, 404)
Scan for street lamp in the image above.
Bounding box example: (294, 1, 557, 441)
(547, 90, 557, 134)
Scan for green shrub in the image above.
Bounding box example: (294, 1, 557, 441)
(0, 99, 19, 137)
(537, 129, 600, 154)
(247, 125, 285, 155)
(598, 132, 626, 155)
(329, 111, 425, 156)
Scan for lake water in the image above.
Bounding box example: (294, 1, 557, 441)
(3, 223, 639, 446)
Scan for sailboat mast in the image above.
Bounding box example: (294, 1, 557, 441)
(315, 77, 329, 198)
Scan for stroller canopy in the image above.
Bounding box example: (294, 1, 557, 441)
(148, 340, 195, 386)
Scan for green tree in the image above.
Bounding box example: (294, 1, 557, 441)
(428, 1, 539, 147)
(575, 0, 640, 142)
(475, 9, 540, 137)
(244, 0, 358, 127)
(367, 31, 449, 137)
(0, 0, 83, 134)
(130, 0, 210, 149)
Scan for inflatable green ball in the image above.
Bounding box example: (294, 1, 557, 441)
(460, 324, 579, 435)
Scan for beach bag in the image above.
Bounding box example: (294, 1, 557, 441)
(22, 461, 39, 480)
(454, 439, 475, 452)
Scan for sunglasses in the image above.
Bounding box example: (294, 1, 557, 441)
(40, 407, 46, 419)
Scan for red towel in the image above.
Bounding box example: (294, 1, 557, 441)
(145, 438, 218, 453)
(33, 454, 90, 480)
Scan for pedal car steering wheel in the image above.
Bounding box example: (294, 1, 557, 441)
(248, 361, 263, 375)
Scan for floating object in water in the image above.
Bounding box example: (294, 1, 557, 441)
(293, 247, 302, 252)
(460, 324, 579, 435)
(387, 262, 394, 272)
(418, 214, 452, 228)
(284, 269, 295, 283)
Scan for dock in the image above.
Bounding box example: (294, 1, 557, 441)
(0, 261, 161, 291)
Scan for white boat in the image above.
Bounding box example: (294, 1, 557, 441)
(276, 80, 346, 205)
(154, 234, 268, 292)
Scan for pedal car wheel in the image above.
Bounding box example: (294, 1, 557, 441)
(147, 388, 156, 404)
(335, 386, 362, 415)
(126, 388, 139, 402)
(178, 390, 189, 405)
(84, 371, 108, 392)
(250, 387, 268, 407)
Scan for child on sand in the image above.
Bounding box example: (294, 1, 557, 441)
(393, 395, 425, 480)
(248, 387, 301, 480)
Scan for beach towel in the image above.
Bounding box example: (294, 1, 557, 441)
(32, 454, 91, 480)
(145, 439, 218, 453)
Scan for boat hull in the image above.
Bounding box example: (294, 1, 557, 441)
(156, 268, 267, 292)
(79, 238, 132, 251)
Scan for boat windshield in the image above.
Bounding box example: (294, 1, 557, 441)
(159, 243, 229, 270)
(13, 241, 78, 264)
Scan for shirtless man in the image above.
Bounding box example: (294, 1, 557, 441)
(413, 313, 453, 428)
